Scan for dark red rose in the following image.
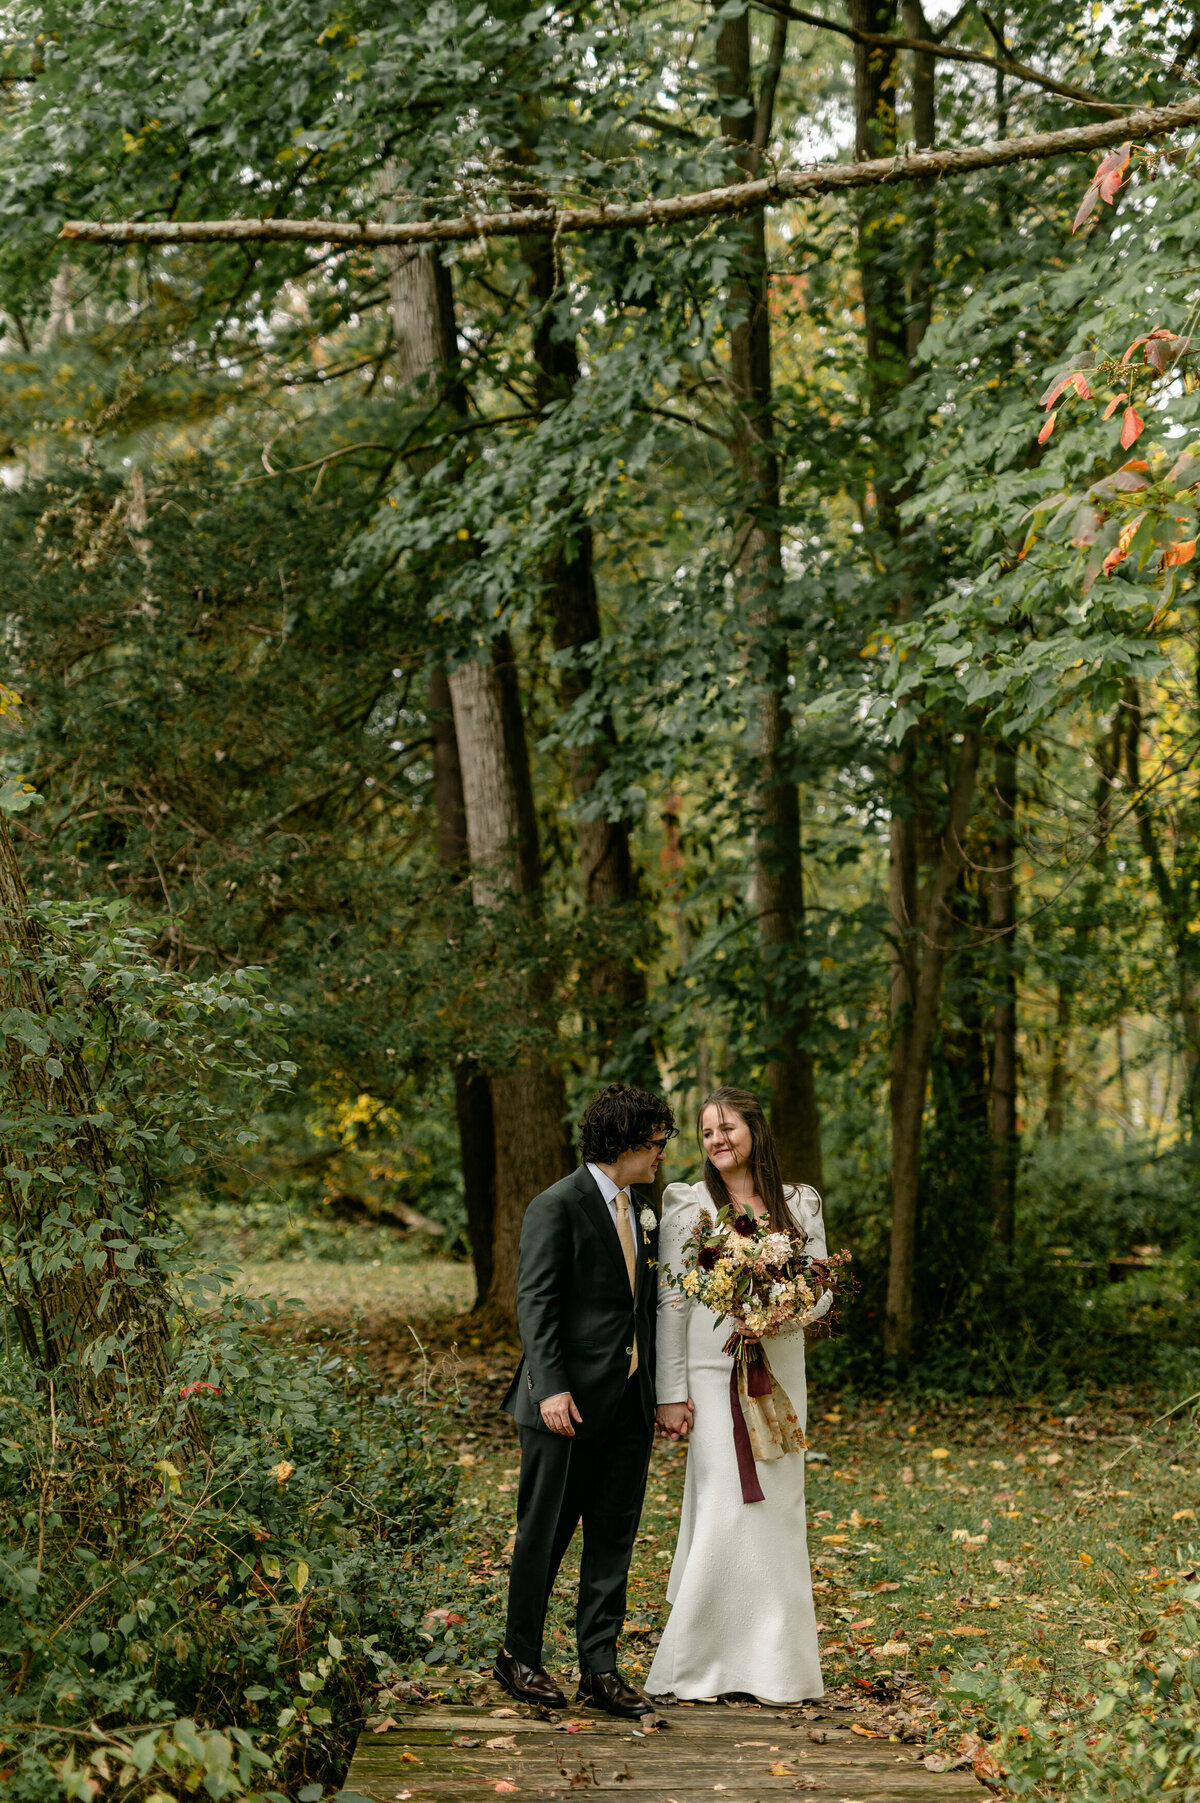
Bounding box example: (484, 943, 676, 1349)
(698, 1245, 719, 1270)
(733, 1213, 756, 1238)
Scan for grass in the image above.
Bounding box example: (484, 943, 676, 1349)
(232, 1254, 1200, 1788)
(436, 1387, 1200, 1696)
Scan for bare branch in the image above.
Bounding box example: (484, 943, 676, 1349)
(748, 0, 1129, 115)
(60, 93, 1200, 253)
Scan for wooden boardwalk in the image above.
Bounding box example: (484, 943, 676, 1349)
(339, 1699, 984, 1803)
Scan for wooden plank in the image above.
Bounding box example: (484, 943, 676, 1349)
(339, 1703, 982, 1803)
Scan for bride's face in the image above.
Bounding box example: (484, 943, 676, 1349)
(701, 1105, 752, 1177)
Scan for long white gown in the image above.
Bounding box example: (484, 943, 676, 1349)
(646, 1179, 826, 1703)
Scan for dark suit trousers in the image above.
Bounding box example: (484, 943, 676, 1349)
(504, 1378, 653, 1672)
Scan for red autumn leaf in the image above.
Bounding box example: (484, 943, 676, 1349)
(1072, 182, 1101, 233)
(1146, 335, 1188, 372)
(1038, 410, 1057, 443)
(1102, 393, 1129, 420)
(1120, 406, 1145, 449)
(1160, 537, 1196, 569)
(1039, 370, 1092, 408)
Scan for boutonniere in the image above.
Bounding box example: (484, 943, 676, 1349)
(640, 1205, 657, 1236)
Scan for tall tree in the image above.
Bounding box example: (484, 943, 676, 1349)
(388, 241, 571, 1318)
(714, 1, 823, 1189)
(525, 235, 650, 1072)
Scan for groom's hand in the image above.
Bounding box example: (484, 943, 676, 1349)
(656, 1401, 694, 1440)
(540, 1391, 583, 1437)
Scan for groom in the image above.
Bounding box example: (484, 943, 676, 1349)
(496, 1083, 676, 1718)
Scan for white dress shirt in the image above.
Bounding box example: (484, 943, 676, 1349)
(585, 1162, 625, 1231)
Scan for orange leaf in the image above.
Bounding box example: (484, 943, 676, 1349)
(1103, 393, 1129, 420)
(1103, 516, 1142, 577)
(1120, 406, 1145, 449)
(1160, 538, 1196, 569)
(1038, 410, 1057, 444)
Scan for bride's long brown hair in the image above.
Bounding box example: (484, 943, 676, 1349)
(698, 1086, 807, 1238)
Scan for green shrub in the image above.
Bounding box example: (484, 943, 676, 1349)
(0, 1301, 459, 1801)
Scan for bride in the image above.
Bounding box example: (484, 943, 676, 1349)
(646, 1086, 828, 1705)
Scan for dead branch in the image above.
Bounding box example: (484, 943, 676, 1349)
(59, 93, 1200, 254)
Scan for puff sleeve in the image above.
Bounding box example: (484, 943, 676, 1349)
(655, 1183, 699, 1405)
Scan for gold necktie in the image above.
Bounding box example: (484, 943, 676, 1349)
(615, 1188, 639, 1377)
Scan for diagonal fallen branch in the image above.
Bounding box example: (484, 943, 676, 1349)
(59, 93, 1200, 253)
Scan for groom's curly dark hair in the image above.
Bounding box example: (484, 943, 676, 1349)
(579, 1084, 678, 1164)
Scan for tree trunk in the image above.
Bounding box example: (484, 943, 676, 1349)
(1124, 677, 1200, 1134)
(388, 241, 570, 1318)
(448, 649, 572, 1318)
(1045, 982, 1070, 1135)
(714, 2, 822, 1189)
(0, 812, 171, 1405)
(525, 234, 649, 1071)
(989, 740, 1018, 1248)
(884, 733, 980, 1363)
(429, 663, 495, 1303)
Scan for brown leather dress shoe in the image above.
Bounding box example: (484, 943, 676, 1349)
(493, 1648, 567, 1709)
(576, 1669, 655, 1719)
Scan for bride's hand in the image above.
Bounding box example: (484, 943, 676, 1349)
(656, 1401, 694, 1440)
(730, 1322, 761, 1343)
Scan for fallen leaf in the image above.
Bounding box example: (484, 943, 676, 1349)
(372, 1716, 399, 1734)
(1174, 1508, 1197, 1521)
(808, 1729, 827, 1744)
(930, 1448, 950, 1460)
(850, 1724, 883, 1739)
(487, 1737, 517, 1751)
(871, 1641, 910, 1659)
(794, 1781, 819, 1792)
(848, 1618, 876, 1631)
(399, 1752, 422, 1764)
(1083, 1637, 1119, 1654)
(493, 1785, 519, 1795)
(491, 1709, 520, 1719)
(269, 1459, 295, 1484)
(453, 1737, 481, 1748)
(393, 1791, 414, 1800)
(768, 1763, 796, 1776)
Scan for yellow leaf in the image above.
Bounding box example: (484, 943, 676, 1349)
(153, 1459, 182, 1495)
(1173, 1509, 1196, 1522)
(930, 1448, 950, 1460)
(270, 1459, 295, 1484)
(1079, 1552, 1094, 1565)
(294, 1560, 309, 1594)
(767, 1763, 794, 1776)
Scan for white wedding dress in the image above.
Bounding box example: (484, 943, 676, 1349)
(646, 1180, 827, 1703)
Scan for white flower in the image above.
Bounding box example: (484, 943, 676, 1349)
(763, 1232, 792, 1263)
(640, 1206, 657, 1232)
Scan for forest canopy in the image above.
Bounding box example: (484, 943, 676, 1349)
(1, 0, 1199, 1379)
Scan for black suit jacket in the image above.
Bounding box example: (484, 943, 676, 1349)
(501, 1165, 658, 1438)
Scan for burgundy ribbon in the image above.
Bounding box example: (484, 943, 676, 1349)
(729, 1345, 772, 1505)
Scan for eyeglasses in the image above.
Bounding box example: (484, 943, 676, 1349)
(642, 1137, 670, 1153)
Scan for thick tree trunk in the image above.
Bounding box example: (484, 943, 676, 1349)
(525, 234, 649, 1069)
(715, 4, 822, 1189)
(0, 812, 171, 1404)
(989, 741, 1018, 1248)
(388, 242, 569, 1318)
(448, 649, 572, 1318)
(884, 733, 980, 1363)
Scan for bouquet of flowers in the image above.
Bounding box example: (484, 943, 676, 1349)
(674, 1202, 851, 1351)
(665, 1202, 852, 1505)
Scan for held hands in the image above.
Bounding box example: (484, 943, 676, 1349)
(656, 1400, 695, 1440)
(540, 1391, 583, 1437)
